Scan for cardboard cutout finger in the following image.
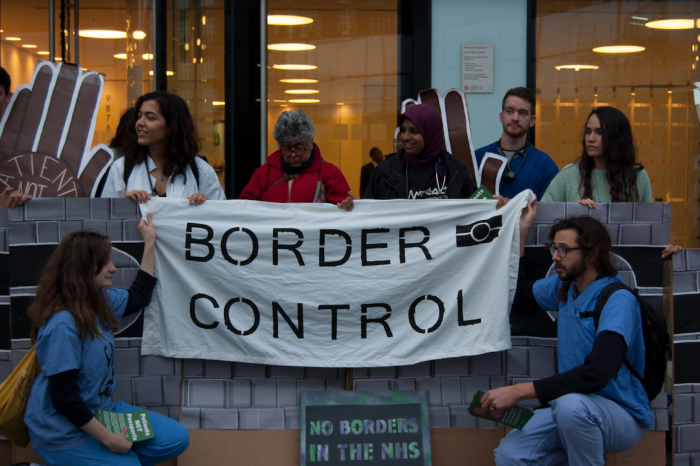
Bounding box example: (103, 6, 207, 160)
(480, 154, 507, 196)
(36, 63, 80, 156)
(82, 146, 113, 197)
(443, 90, 476, 181)
(60, 73, 103, 177)
(0, 88, 31, 159)
(15, 65, 53, 154)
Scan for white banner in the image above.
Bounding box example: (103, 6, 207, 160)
(140, 190, 534, 367)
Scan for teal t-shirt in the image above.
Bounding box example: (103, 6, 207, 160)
(24, 289, 128, 451)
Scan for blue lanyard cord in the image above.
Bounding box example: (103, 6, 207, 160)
(145, 160, 187, 198)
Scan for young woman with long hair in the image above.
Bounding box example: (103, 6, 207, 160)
(100, 91, 225, 204)
(542, 106, 652, 206)
(24, 217, 190, 465)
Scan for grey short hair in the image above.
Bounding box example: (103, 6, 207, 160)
(273, 109, 315, 146)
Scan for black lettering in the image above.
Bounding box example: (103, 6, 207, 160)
(399, 227, 432, 263)
(319, 229, 352, 267)
(223, 298, 260, 336)
(361, 303, 393, 338)
(221, 227, 259, 266)
(361, 229, 390, 266)
(457, 290, 482, 326)
(273, 228, 305, 266)
(318, 304, 350, 340)
(409, 295, 445, 334)
(190, 294, 219, 329)
(185, 223, 214, 262)
(272, 302, 304, 339)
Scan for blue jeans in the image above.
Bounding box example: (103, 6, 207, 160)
(494, 393, 642, 466)
(33, 402, 190, 466)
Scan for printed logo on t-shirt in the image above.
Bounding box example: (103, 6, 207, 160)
(98, 342, 115, 399)
(408, 186, 448, 200)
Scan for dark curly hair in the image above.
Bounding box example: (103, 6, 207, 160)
(124, 91, 200, 176)
(578, 107, 643, 202)
(549, 216, 614, 300)
(109, 107, 135, 149)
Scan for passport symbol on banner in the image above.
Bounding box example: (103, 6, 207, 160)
(455, 216, 502, 247)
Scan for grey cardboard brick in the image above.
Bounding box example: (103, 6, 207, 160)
(150, 406, 169, 417)
(434, 356, 470, 377)
(616, 271, 634, 288)
(429, 407, 450, 428)
(234, 362, 267, 378)
(123, 219, 142, 241)
(114, 348, 140, 377)
(655, 408, 668, 431)
(112, 249, 138, 267)
(106, 220, 124, 241)
(634, 203, 664, 223)
(113, 378, 133, 404)
(490, 376, 506, 390)
(392, 379, 416, 391)
(471, 351, 504, 376)
(297, 379, 325, 404)
(369, 366, 396, 378)
(677, 385, 694, 394)
(680, 425, 700, 452)
(238, 409, 259, 429)
(677, 453, 691, 466)
(36, 221, 58, 243)
(114, 338, 129, 347)
(441, 378, 462, 406)
(476, 418, 498, 428)
(7, 205, 24, 222)
(692, 452, 700, 466)
(674, 250, 688, 272)
(83, 220, 107, 236)
(535, 202, 565, 224)
(537, 225, 552, 245)
(605, 224, 620, 244)
(91, 198, 111, 219)
(529, 347, 557, 378)
(183, 359, 205, 377)
(326, 379, 344, 391)
(277, 379, 297, 408)
(525, 224, 537, 246)
(59, 220, 84, 240)
(0, 230, 6, 251)
(651, 390, 667, 409)
(461, 376, 490, 405)
(507, 347, 529, 376)
(258, 408, 285, 429)
(9, 223, 36, 245)
(0, 351, 10, 361)
(566, 202, 589, 217)
(619, 224, 651, 245)
(122, 268, 139, 288)
(141, 355, 174, 376)
(416, 377, 442, 406)
(675, 394, 694, 424)
(0, 208, 8, 228)
(674, 273, 698, 293)
(450, 406, 477, 428)
(269, 365, 305, 378)
(511, 337, 529, 346)
(163, 376, 181, 406)
(25, 198, 65, 221)
(252, 379, 277, 407)
(663, 203, 672, 223)
(227, 379, 252, 408)
(181, 408, 201, 429)
(609, 203, 634, 223)
(285, 408, 301, 429)
(205, 360, 232, 378)
(587, 204, 608, 223)
(132, 376, 163, 406)
(11, 339, 31, 349)
(189, 379, 226, 408)
(651, 224, 670, 246)
(354, 379, 390, 391)
(397, 361, 431, 378)
(0, 361, 10, 382)
(695, 394, 700, 427)
(528, 337, 558, 347)
(201, 408, 239, 429)
(688, 250, 700, 271)
(111, 198, 139, 219)
(66, 198, 91, 220)
(306, 367, 339, 379)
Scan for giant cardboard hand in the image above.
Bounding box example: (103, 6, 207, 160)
(0, 62, 113, 198)
(399, 88, 506, 195)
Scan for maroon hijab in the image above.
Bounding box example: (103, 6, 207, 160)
(399, 104, 445, 167)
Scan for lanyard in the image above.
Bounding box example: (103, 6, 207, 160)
(497, 139, 529, 182)
(145, 160, 187, 198)
(404, 157, 446, 199)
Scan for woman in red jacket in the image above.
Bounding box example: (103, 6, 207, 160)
(239, 109, 354, 210)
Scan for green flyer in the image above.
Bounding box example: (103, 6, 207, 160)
(468, 391, 534, 430)
(469, 185, 495, 200)
(95, 409, 156, 442)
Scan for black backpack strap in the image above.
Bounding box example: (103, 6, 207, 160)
(123, 158, 136, 185)
(94, 164, 111, 197)
(190, 157, 200, 191)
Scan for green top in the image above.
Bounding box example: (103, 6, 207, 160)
(541, 162, 653, 203)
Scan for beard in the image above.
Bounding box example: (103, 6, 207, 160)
(556, 255, 587, 282)
(503, 122, 529, 139)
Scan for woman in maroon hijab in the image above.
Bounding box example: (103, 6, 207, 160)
(363, 104, 476, 200)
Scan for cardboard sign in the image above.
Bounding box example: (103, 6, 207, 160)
(300, 391, 431, 465)
(95, 409, 155, 442)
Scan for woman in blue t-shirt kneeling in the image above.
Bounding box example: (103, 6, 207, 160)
(24, 216, 189, 465)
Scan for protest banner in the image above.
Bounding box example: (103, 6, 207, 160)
(140, 190, 534, 367)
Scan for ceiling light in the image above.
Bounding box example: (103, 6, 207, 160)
(284, 89, 320, 94)
(592, 45, 645, 53)
(133, 31, 147, 40)
(114, 53, 127, 59)
(268, 43, 316, 51)
(280, 104, 288, 107)
(192, 58, 196, 64)
(288, 99, 320, 103)
(185, 43, 190, 51)
(201, 44, 206, 50)
(213, 101, 225, 106)
(273, 100, 288, 103)
(5, 37, 21, 41)
(280, 79, 318, 84)
(645, 19, 694, 30)
(197, 38, 201, 46)
(202, 16, 206, 26)
(631, 16, 648, 21)
(273, 64, 317, 70)
(555, 64, 599, 71)
(54, 57, 62, 61)
(79, 30, 127, 39)
(38, 51, 50, 55)
(148, 71, 175, 76)
(22, 44, 37, 48)
(143, 53, 153, 60)
(267, 15, 314, 26)
(337, 103, 345, 106)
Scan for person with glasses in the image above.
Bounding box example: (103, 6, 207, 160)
(239, 109, 354, 210)
(475, 87, 558, 200)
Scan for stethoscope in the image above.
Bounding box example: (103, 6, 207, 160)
(145, 159, 187, 198)
(405, 157, 446, 199)
(497, 139, 529, 182)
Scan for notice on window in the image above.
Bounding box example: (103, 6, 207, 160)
(461, 45, 494, 94)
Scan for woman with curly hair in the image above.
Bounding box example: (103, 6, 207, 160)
(100, 91, 225, 204)
(542, 106, 652, 206)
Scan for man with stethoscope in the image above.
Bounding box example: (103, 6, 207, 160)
(475, 87, 558, 200)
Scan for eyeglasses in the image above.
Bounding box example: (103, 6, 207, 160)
(546, 244, 583, 258)
(279, 142, 308, 156)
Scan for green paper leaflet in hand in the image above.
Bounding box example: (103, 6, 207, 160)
(469, 185, 495, 200)
(95, 409, 155, 442)
(468, 390, 534, 429)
